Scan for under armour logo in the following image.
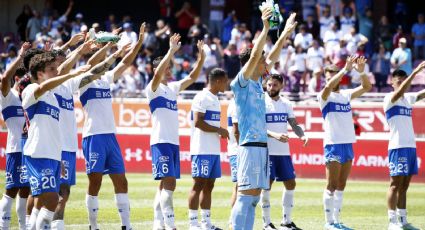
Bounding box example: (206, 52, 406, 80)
(125, 148, 143, 162)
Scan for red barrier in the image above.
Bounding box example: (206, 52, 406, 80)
(0, 133, 424, 182)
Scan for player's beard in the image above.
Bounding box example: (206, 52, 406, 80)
(268, 90, 279, 98)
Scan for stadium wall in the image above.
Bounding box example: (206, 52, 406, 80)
(1, 100, 424, 182)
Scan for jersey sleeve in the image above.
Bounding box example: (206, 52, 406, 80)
(21, 84, 38, 109)
(191, 94, 207, 113)
(230, 70, 249, 93)
(63, 76, 82, 94)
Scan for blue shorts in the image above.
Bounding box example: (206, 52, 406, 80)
(25, 156, 60, 196)
(60, 151, 76, 186)
(5, 153, 29, 189)
(324, 144, 354, 164)
(229, 155, 238, 183)
(269, 155, 296, 182)
(191, 155, 222, 179)
(237, 146, 270, 191)
(151, 143, 180, 180)
(82, 134, 125, 175)
(389, 148, 418, 177)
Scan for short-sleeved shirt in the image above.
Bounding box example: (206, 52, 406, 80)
(318, 90, 356, 145)
(0, 89, 25, 153)
(390, 48, 413, 74)
(22, 84, 61, 161)
(190, 88, 221, 155)
(412, 23, 425, 46)
(146, 81, 182, 146)
(340, 16, 356, 35)
(307, 47, 325, 70)
(265, 94, 295, 156)
(383, 93, 417, 150)
(227, 99, 238, 156)
(319, 16, 336, 39)
(230, 71, 267, 145)
(78, 71, 116, 138)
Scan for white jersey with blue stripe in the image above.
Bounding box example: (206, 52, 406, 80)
(190, 88, 221, 155)
(0, 89, 25, 153)
(22, 83, 61, 161)
(340, 16, 356, 35)
(53, 77, 81, 152)
(318, 90, 356, 145)
(78, 71, 115, 138)
(265, 94, 295, 156)
(146, 81, 181, 146)
(226, 99, 238, 156)
(383, 93, 417, 150)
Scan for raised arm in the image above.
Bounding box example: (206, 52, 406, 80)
(63, 0, 74, 18)
(179, 40, 206, 91)
(151, 33, 181, 92)
(288, 117, 308, 147)
(1, 42, 31, 97)
(266, 13, 298, 70)
(391, 61, 425, 103)
(109, 22, 146, 82)
(193, 112, 229, 139)
(34, 65, 90, 99)
(416, 88, 425, 101)
(320, 55, 356, 101)
(60, 32, 85, 51)
(241, 8, 272, 79)
(350, 56, 373, 100)
(58, 40, 95, 75)
(87, 42, 113, 66)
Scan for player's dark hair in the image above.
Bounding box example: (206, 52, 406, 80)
(152, 56, 164, 69)
(392, 69, 408, 78)
(23, 48, 45, 71)
(29, 52, 56, 81)
(50, 49, 66, 58)
(208, 68, 227, 82)
(239, 48, 265, 66)
(268, 74, 283, 83)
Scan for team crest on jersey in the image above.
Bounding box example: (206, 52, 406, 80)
(41, 168, 53, 176)
(159, 155, 169, 163)
(191, 162, 199, 174)
(29, 176, 39, 190)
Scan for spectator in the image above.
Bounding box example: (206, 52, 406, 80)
(175, 1, 196, 44)
(251, 0, 263, 33)
(340, 6, 356, 35)
(188, 16, 209, 52)
(411, 13, 425, 60)
(394, 0, 408, 30)
(305, 14, 320, 39)
(358, 7, 373, 55)
(393, 25, 408, 49)
(308, 68, 324, 93)
(155, 19, 171, 56)
(1, 45, 18, 70)
(26, 10, 43, 42)
(294, 24, 313, 50)
(307, 40, 325, 74)
(48, 0, 73, 36)
(209, 0, 225, 39)
(230, 23, 251, 52)
(371, 43, 391, 92)
(216, 40, 240, 80)
(159, 0, 174, 23)
(143, 23, 157, 50)
(278, 39, 295, 74)
(323, 22, 341, 56)
(119, 23, 138, 47)
(92, 23, 101, 33)
(71, 13, 86, 36)
(222, 11, 239, 45)
(16, 4, 33, 41)
(344, 27, 368, 55)
(391, 37, 413, 74)
(319, 4, 336, 39)
(302, 0, 316, 21)
(104, 14, 116, 32)
(376, 15, 393, 51)
(289, 45, 308, 92)
(56, 25, 70, 43)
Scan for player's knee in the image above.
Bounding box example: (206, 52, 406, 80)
(114, 177, 128, 193)
(203, 180, 215, 192)
(41, 193, 59, 211)
(162, 177, 176, 191)
(284, 180, 296, 190)
(59, 184, 71, 200)
(18, 187, 30, 198)
(192, 180, 205, 192)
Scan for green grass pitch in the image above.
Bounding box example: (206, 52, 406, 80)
(3, 172, 425, 229)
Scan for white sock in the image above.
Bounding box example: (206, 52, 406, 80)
(115, 193, 131, 229)
(0, 194, 14, 229)
(51, 219, 65, 230)
(188, 209, 198, 227)
(35, 208, 54, 230)
(28, 208, 40, 230)
(153, 188, 164, 227)
(16, 196, 27, 230)
(397, 208, 408, 225)
(260, 190, 271, 226)
(85, 194, 99, 230)
(333, 190, 344, 223)
(282, 189, 294, 224)
(26, 215, 31, 230)
(388, 209, 397, 224)
(323, 190, 334, 224)
(160, 189, 175, 229)
(201, 209, 211, 227)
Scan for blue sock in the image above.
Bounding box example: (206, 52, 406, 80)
(244, 195, 260, 230)
(231, 194, 254, 230)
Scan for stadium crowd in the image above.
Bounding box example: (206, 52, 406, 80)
(1, 0, 425, 97)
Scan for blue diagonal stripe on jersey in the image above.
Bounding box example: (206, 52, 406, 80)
(321, 102, 351, 119)
(266, 113, 288, 123)
(204, 110, 220, 121)
(149, 96, 177, 113)
(1, 106, 24, 121)
(385, 105, 412, 120)
(79, 88, 112, 107)
(227, 117, 233, 126)
(54, 93, 74, 111)
(25, 101, 60, 121)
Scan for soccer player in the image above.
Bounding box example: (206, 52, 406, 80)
(261, 74, 308, 230)
(0, 42, 31, 230)
(229, 9, 297, 230)
(147, 35, 205, 230)
(384, 63, 425, 230)
(318, 56, 372, 230)
(188, 68, 229, 230)
(79, 22, 145, 230)
(22, 52, 90, 229)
